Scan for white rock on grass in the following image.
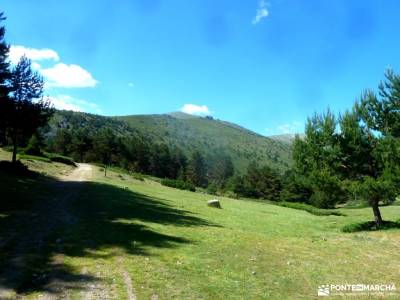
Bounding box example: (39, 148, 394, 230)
(207, 199, 221, 209)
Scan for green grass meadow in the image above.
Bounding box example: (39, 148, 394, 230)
(1, 149, 400, 299)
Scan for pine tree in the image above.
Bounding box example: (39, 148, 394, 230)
(70, 128, 92, 162)
(292, 71, 400, 225)
(8, 56, 53, 163)
(93, 128, 118, 176)
(208, 151, 234, 187)
(0, 12, 11, 146)
(52, 128, 72, 156)
(233, 162, 282, 200)
(186, 151, 208, 187)
(358, 70, 400, 137)
(292, 110, 343, 208)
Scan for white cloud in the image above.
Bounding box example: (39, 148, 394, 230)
(9, 45, 59, 64)
(48, 95, 82, 112)
(181, 104, 211, 116)
(276, 121, 303, 134)
(252, 0, 269, 25)
(9, 45, 97, 89)
(40, 63, 98, 88)
(48, 95, 101, 113)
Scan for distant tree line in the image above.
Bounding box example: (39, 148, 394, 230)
(45, 117, 288, 198)
(45, 119, 236, 187)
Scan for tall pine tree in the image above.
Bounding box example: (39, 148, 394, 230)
(186, 151, 208, 187)
(8, 56, 53, 163)
(0, 12, 11, 146)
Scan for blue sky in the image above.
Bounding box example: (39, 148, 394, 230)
(3, 0, 400, 135)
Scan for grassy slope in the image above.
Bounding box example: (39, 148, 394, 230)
(117, 113, 292, 172)
(90, 171, 400, 299)
(1, 150, 400, 299)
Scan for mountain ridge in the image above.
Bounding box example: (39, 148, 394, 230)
(50, 110, 293, 173)
(117, 112, 292, 172)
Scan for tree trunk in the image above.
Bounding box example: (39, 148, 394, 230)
(371, 200, 383, 228)
(104, 165, 107, 177)
(12, 132, 17, 164)
(0, 129, 6, 146)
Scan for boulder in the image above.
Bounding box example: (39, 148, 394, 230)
(207, 199, 221, 209)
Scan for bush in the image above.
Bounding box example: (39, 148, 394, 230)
(223, 190, 239, 199)
(23, 147, 43, 156)
(24, 134, 45, 156)
(342, 221, 400, 232)
(18, 154, 51, 163)
(279, 201, 345, 216)
(132, 173, 145, 181)
(1, 145, 14, 152)
(207, 183, 218, 195)
(161, 178, 196, 192)
(48, 154, 76, 166)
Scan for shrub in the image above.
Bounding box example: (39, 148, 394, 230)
(23, 147, 43, 156)
(223, 190, 239, 199)
(207, 183, 218, 195)
(279, 201, 344, 216)
(342, 221, 400, 232)
(1, 145, 14, 152)
(49, 154, 76, 166)
(24, 134, 45, 156)
(161, 179, 196, 192)
(18, 154, 51, 163)
(132, 173, 145, 181)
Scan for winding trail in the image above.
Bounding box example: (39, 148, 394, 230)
(0, 163, 139, 299)
(39, 163, 96, 299)
(0, 163, 115, 299)
(62, 163, 93, 182)
(118, 257, 137, 300)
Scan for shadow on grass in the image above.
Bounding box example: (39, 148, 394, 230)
(0, 167, 218, 295)
(342, 220, 400, 233)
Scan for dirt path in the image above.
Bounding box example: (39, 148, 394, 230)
(62, 163, 93, 182)
(0, 163, 114, 299)
(38, 164, 96, 299)
(0, 164, 138, 299)
(118, 257, 137, 300)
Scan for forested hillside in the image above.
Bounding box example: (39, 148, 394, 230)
(46, 111, 292, 174)
(118, 112, 292, 172)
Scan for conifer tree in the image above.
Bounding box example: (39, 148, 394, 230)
(7, 56, 53, 163)
(0, 12, 11, 146)
(186, 151, 208, 187)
